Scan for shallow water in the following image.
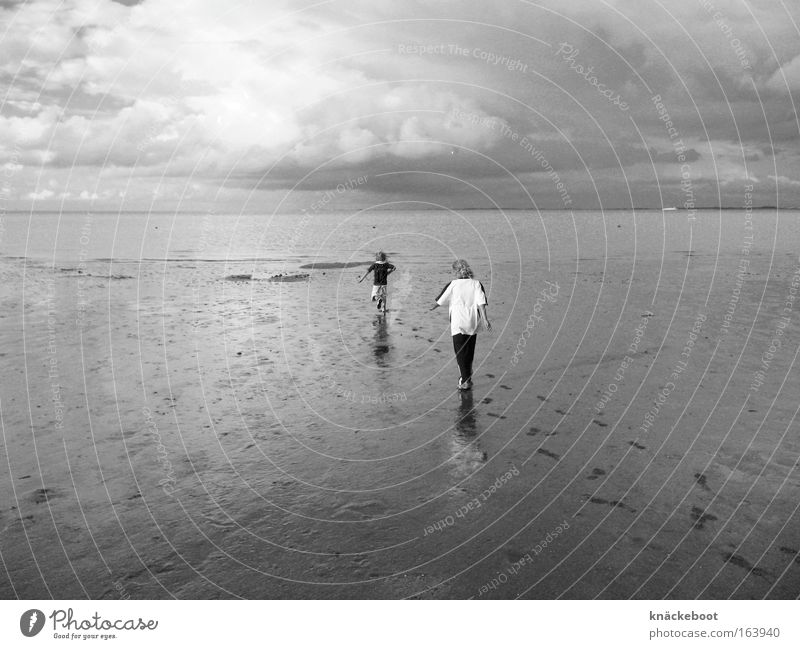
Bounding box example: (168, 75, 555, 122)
(1, 209, 799, 598)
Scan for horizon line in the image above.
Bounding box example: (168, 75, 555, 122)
(3, 205, 792, 214)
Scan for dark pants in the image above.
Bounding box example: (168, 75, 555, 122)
(452, 334, 477, 382)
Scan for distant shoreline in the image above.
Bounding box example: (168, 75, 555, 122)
(3, 206, 793, 215)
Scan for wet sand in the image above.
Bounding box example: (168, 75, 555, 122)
(1, 209, 800, 599)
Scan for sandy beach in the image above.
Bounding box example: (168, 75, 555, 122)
(1, 208, 799, 599)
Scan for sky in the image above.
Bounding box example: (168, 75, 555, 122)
(1, 0, 799, 212)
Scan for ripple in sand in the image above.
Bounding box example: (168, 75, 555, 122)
(587, 496, 635, 513)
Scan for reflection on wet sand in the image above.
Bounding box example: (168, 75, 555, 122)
(449, 390, 486, 477)
(455, 390, 476, 437)
(373, 313, 390, 366)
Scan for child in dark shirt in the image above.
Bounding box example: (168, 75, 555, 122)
(358, 251, 396, 312)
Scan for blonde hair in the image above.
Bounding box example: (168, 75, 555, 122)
(452, 259, 473, 279)
(376, 251, 387, 261)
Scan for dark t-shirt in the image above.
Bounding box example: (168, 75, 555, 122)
(367, 262, 395, 285)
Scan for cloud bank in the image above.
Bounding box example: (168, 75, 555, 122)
(1, 0, 798, 210)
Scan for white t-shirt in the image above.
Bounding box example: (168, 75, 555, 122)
(436, 278, 488, 336)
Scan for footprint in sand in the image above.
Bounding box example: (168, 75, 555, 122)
(500, 385, 512, 390)
(586, 468, 606, 480)
(690, 505, 718, 529)
(31, 488, 58, 505)
(487, 412, 507, 419)
(527, 427, 540, 436)
(485, 373, 495, 378)
(722, 553, 772, 580)
(628, 441, 646, 450)
(555, 408, 568, 415)
(779, 547, 800, 564)
(537, 448, 559, 460)
(694, 473, 711, 491)
(482, 397, 493, 404)
(537, 395, 548, 402)
(593, 420, 608, 427)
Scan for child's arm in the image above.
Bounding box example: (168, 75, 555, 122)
(387, 264, 396, 275)
(431, 281, 451, 311)
(479, 304, 492, 331)
(357, 268, 373, 283)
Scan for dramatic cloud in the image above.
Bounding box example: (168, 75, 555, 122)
(0, 0, 798, 210)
